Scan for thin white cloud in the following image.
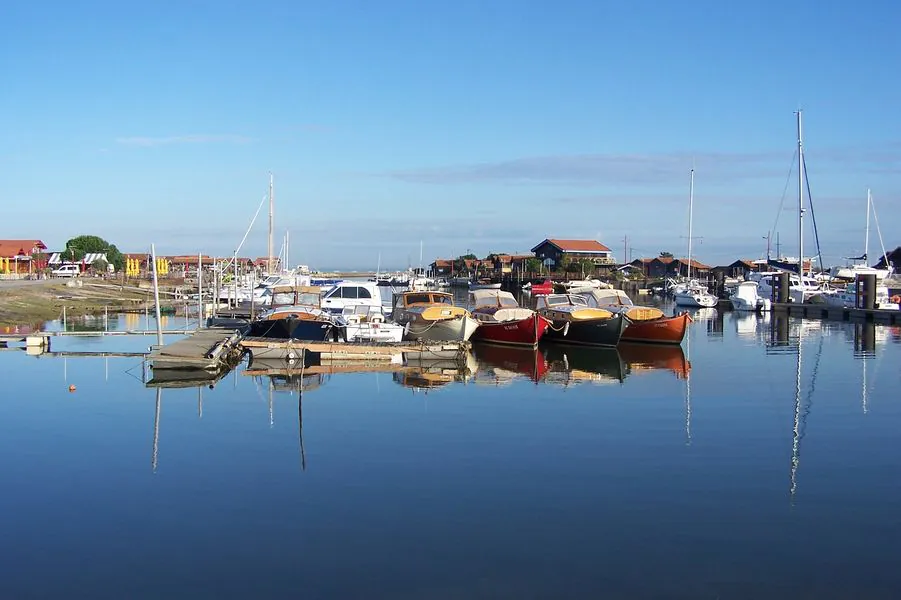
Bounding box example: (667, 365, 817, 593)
(115, 134, 254, 147)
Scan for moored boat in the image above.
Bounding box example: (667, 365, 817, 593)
(469, 279, 501, 290)
(577, 288, 690, 344)
(469, 289, 550, 347)
(391, 290, 480, 342)
(522, 279, 554, 295)
(535, 293, 628, 347)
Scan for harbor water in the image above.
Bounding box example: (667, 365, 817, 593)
(1, 310, 900, 598)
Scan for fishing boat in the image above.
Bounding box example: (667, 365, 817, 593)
(469, 289, 550, 347)
(391, 290, 480, 342)
(577, 288, 691, 344)
(247, 286, 343, 341)
(535, 293, 628, 347)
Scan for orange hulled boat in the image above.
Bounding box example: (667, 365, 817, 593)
(576, 288, 691, 344)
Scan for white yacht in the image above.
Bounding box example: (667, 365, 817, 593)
(673, 283, 718, 308)
(748, 271, 820, 303)
(820, 283, 899, 310)
(320, 281, 383, 315)
(729, 281, 771, 312)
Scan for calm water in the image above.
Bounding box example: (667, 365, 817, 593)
(1, 310, 900, 599)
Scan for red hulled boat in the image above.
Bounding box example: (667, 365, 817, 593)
(470, 289, 551, 347)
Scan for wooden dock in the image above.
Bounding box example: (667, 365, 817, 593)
(771, 302, 900, 325)
(240, 336, 470, 363)
(148, 328, 245, 371)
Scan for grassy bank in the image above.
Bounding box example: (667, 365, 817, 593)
(0, 281, 179, 327)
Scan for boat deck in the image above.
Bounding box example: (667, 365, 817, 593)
(148, 327, 245, 371)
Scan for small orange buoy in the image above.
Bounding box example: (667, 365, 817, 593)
(891, 295, 901, 305)
(68, 385, 76, 392)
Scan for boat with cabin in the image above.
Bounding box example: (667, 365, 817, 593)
(391, 290, 480, 342)
(247, 286, 344, 341)
(469, 289, 550, 347)
(577, 288, 690, 344)
(320, 281, 383, 315)
(535, 293, 628, 347)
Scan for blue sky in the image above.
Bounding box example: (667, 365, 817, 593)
(2, 0, 900, 269)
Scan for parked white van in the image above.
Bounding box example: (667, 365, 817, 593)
(51, 264, 81, 278)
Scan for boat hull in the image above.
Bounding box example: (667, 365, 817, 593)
(620, 312, 690, 344)
(403, 315, 480, 342)
(674, 291, 718, 308)
(471, 313, 550, 347)
(542, 313, 628, 347)
(248, 317, 338, 341)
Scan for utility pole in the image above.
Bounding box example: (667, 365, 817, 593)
(622, 235, 628, 265)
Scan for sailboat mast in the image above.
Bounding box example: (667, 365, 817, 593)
(268, 172, 274, 274)
(865, 188, 871, 263)
(797, 111, 805, 278)
(687, 168, 694, 280)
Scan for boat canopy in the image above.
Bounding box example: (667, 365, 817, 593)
(471, 289, 519, 308)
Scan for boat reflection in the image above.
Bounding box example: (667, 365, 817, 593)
(471, 343, 548, 384)
(244, 358, 330, 393)
(541, 345, 626, 386)
(393, 358, 475, 392)
(618, 343, 691, 380)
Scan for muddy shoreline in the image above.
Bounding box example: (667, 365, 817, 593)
(0, 280, 183, 328)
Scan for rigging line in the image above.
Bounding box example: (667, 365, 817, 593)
(869, 193, 891, 268)
(801, 154, 826, 273)
(221, 193, 269, 272)
(770, 149, 798, 244)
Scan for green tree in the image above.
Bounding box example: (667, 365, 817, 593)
(91, 258, 109, 273)
(577, 259, 595, 276)
(65, 235, 125, 272)
(525, 258, 541, 273)
(557, 256, 572, 273)
(458, 253, 477, 260)
(659, 251, 674, 258)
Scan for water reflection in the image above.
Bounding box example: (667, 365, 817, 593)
(541, 345, 626, 386)
(470, 344, 548, 384)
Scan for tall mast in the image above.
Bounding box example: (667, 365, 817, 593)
(864, 188, 871, 263)
(687, 168, 694, 280)
(797, 110, 805, 277)
(268, 172, 274, 273)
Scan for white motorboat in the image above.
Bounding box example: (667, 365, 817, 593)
(820, 282, 900, 310)
(561, 278, 608, 293)
(673, 284, 718, 308)
(320, 281, 383, 315)
(729, 281, 771, 312)
(748, 271, 820, 303)
(339, 306, 405, 342)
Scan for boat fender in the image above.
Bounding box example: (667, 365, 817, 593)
(562, 321, 570, 337)
(403, 322, 411, 336)
(891, 295, 901, 304)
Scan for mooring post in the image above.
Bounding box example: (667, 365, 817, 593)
(150, 243, 164, 347)
(62, 305, 67, 331)
(197, 253, 203, 329)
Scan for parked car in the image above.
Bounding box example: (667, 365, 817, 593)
(51, 264, 81, 278)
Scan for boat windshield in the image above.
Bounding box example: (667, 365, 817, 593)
(544, 294, 587, 307)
